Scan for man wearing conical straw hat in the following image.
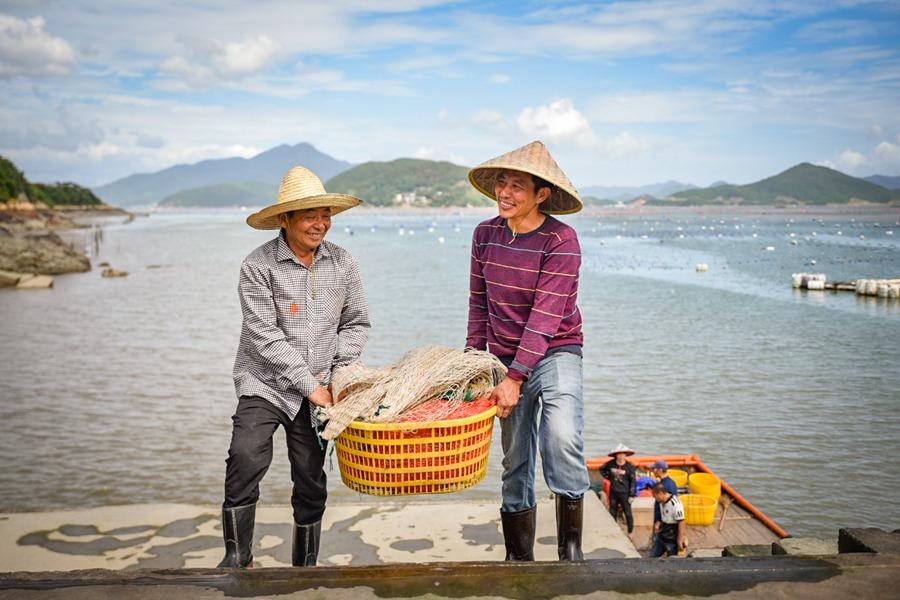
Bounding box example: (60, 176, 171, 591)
(220, 166, 370, 568)
(467, 140, 590, 561)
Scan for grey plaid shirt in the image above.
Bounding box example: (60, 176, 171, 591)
(233, 231, 370, 420)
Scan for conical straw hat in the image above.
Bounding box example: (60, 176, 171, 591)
(468, 140, 583, 215)
(246, 166, 362, 230)
(607, 443, 635, 457)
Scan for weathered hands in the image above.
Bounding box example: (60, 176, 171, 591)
(308, 385, 333, 408)
(491, 376, 523, 419)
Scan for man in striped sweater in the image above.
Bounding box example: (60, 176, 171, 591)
(466, 141, 590, 561)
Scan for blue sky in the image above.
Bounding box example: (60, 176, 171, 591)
(1, 0, 899, 188)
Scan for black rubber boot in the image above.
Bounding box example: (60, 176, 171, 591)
(556, 495, 584, 561)
(292, 521, 322, 566)
(217, 503, 255, 568)
(500, 506, 536, 561)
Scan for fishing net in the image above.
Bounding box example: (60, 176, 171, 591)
(319, 346, 506, 440)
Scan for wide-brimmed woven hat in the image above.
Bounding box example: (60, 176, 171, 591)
(468, 140, 583, 215)
(246, 166, 362, 230)
(607, 443, 635, 457)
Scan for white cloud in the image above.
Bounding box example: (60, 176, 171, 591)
(837, 149, 866, 169)
(412, 145, 467, 165)
(604, 131, 654, 158)
(0, 14, 76, 76)
(160, 34, 279, 86)
(471, 110, 508, 130)
(517, 99, 596, 146)
(490, 73, 510, 84)
(875, 141, 900, 165)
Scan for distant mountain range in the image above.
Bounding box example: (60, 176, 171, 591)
(325, 158, 489, 207)
(864, 174, 900, 191)
(659, 163, 899, 205)
(94, 143, 352, 206)
(92, 142, 900, 208)
(159, 182, 277, 208)
(581, 180, 695, 202)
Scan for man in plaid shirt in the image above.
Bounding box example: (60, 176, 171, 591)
(218, 166, 370, 569)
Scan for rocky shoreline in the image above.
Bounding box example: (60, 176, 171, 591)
(0, 201, 130, 288)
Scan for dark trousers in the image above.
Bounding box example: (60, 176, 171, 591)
(223, 396, 327, 525)
(650, 534, 678, 558)
(609, 490, 634, 533)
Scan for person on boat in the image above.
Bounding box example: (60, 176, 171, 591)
(218, 166, 370, 568)
(651, 459, 679, 525)
(466, 140, 589, 561)
(600, 444, 637, 536)
(650, 481, 687, 558)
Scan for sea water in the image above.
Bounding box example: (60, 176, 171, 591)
(1, 209, 898, 537)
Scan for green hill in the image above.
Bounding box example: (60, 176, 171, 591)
(325, 158, 491, 207)
(1, 156, 104, 206)
(661, 163, 898, 205)
(159, 182, 277, 207)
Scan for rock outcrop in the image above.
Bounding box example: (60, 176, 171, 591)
(0, 229, 90, 275)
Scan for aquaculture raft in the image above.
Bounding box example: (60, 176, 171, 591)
(335, 396, 497, 496)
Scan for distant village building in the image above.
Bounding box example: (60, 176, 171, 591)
(393, 192, 431, 206)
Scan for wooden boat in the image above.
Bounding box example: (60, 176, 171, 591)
(586, 454, 788, 556)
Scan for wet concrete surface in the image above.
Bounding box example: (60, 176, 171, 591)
(1, 554, 895, 599)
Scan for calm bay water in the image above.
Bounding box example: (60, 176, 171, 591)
(1, 208, 899, 537)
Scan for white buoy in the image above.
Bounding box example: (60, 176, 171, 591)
(438, 236, 445, 244)
(765, 246, 775, 251)
(696, 263, 709, 272)
(887, 231, 894, 236)
(809, 259, 817, 265)
(807, 279, 826, 291)
(866, 280, 879, 295)
(399, 228, 406, 236)
(859, 234, 866, 240)
(791, 239, 798, 245)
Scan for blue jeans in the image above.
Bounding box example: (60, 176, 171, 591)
(500, 351, 590, 512)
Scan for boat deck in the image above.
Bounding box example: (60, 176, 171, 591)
(588, 454, 786, 556)
(624, 495, 781, 554)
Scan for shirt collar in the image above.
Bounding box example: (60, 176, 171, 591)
(276, 230, 332, 264)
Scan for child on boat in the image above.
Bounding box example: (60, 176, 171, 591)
(600, 444, 637, 536)
(650, 481, 687, 558)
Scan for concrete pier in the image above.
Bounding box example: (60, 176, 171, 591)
(0, 495, 637, 572)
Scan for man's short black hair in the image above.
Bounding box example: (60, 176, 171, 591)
(652, 481, 669, 494)
(531, 174, 553, 194)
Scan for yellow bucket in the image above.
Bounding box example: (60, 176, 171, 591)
(688, 472, 721, 501)
(668, 469, 688, 488)
(681, 494, 718, 526)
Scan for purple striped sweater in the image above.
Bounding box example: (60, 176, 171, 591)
(466, 215, 583, 381)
